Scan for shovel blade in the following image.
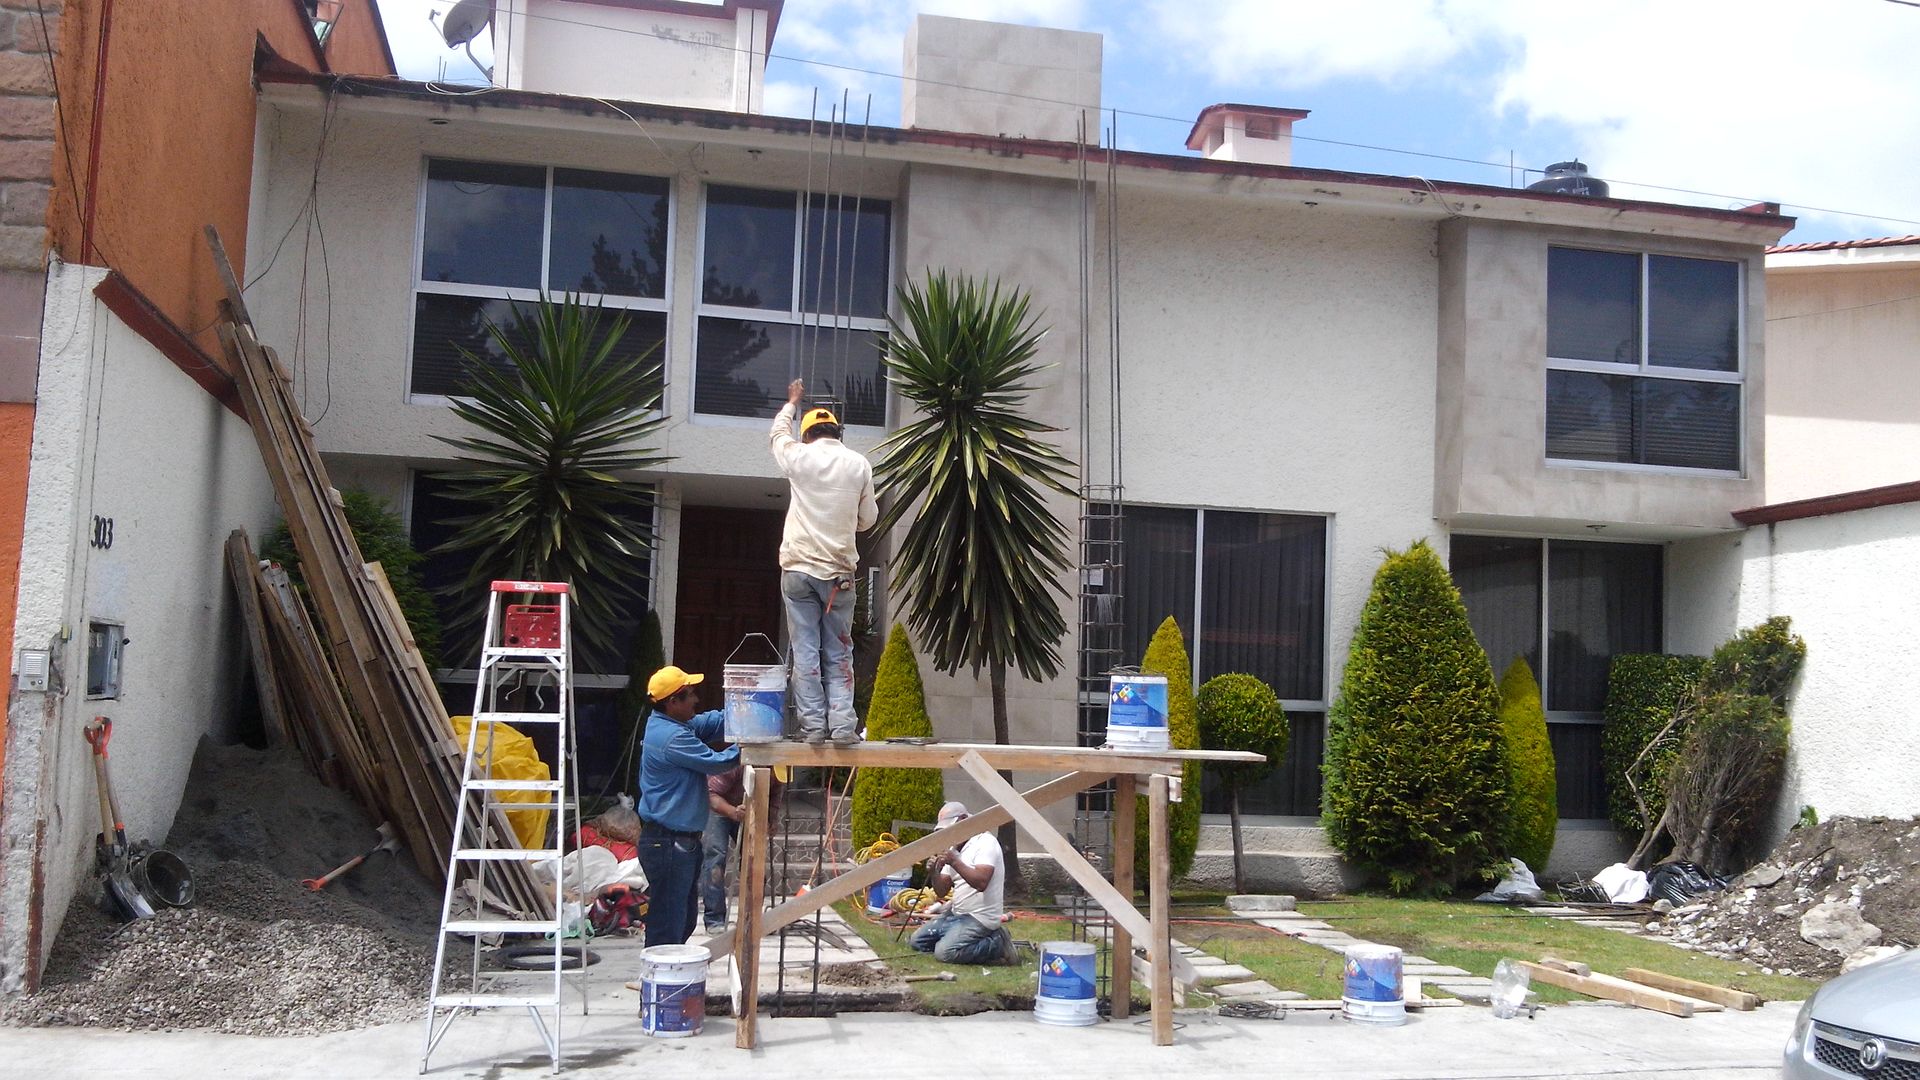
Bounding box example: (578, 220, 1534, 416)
(105, 869, 154, 922)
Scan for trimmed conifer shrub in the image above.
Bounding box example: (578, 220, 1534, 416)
(1136, 617, 1201, 883)
(1197, 672, 1288, 893)
(1321, 540, 1506, 896)
(1496, 658, 1557, 872)
(851, 625, 943, 850)
(1602, 653, 1707, 834)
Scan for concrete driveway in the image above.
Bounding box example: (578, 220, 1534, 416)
(1, 996, 1796, 1079)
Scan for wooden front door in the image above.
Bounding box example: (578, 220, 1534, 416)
(673, 506, 785, 713)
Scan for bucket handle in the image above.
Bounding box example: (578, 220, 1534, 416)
(726, 633, 784, 667)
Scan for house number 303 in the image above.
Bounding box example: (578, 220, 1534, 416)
(90, 516, 113, 550)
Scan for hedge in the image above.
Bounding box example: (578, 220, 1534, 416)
(1136, 617, 1201, 882)
(851, 625, 943, 850)
(1602, 653, 1707, 834)
(1496, 658, 1556, 872)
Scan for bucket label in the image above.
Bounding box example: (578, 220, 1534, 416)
(1109, 677, 1168, 729)
(1343, 950, 1403, 1002)
(1038, 948, 1097, 1000)
(641, 976, 706, 1035)
(725, 689, 785, 741)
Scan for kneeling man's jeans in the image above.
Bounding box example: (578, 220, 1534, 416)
(910, 912, 1011, 964)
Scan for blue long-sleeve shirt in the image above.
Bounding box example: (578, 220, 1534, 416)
(635, 708, 740, 833)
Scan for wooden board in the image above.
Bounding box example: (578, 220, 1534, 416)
(1516, 961, 1697, 1017)
(1620, 968, 1759, 1011)
(1110, 773, 1136, 1020)
(734, 766, 772, 1049)
(1148, 774, 1174, 1046)
(739, 741, 1262, 775)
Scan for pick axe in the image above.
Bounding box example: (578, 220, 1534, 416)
(302, 822, 401, 891)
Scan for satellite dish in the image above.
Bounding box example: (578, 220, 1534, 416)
(437, 0, 491, 47)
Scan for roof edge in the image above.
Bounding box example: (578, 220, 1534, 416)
(1733, 479, 1920, 526)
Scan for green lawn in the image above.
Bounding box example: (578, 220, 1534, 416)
(1170, 918, 1350, 999)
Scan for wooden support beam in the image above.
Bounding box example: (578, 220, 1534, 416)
(1109, 774, 1136, 1020)
(1516, 961, 1695, 1017)
(1148, 774, 1174, 1046)
(734, 767, 772, 1049)
(739, 741, 1261, 775)
(1620, 968, 1759, 1011)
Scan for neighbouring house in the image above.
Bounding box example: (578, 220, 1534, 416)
(238, 3, 1792, 890)
(0, 0, 396, 993)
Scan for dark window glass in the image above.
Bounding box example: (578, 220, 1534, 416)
(1648, 255, 1739, 372)
(1199, 712, 1323, 817)
(421, 160, 545, 287)
(1199, 511, 1325, 700)
(1452, 535, 1542, 680)
(800, 196, 892, 318)
(413, 294, 666, 403)
(1546, 540, 1662, 712)
(549, 168, 669, 298)
(703, 186, 795, 310)
(1547, 371, 1738, 470)
(1547, 247, 1639, 364)
(693, 317, 884, 425)
(1548, 723, 1608, 819)
(1118, 506, 1197, 669)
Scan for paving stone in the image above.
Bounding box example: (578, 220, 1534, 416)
(1211, 979, 1282, 998)
(1264, 990, 1308, 1001)
(1252, 910, 1311, 921)
(1225, 894, 1298, 913)
(1190, 963, 1257, 982)
(1400, 955, 1438, 965)
(1524, 906, 1585, 916)
(1404, 964, 1472, 977)
(1258, 918, 1331, 931)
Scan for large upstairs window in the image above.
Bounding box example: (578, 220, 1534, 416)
(696, 185, 890, 426)
(412, 159, 670, 401)
(1546, 247, 1743, 473)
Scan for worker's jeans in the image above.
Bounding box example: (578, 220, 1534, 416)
(700, 811, 738, 931)
(910, 912, 1012, 964)
(637, 832, 703, 946)
(782, 570, 857, 738)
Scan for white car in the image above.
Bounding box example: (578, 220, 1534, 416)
(1784, 949, 1920, 1079)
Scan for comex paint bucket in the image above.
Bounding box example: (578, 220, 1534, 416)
(866, 869, 912, 914)
(1034, 941, 1098, 1027)
(1341, 943, 1406, 1026)
(723, 664, 786, 743)
(639, 944, 710, 1037)
(1104, 674, 1169, 751)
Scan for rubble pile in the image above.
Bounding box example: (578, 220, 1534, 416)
(1648, 816, 1920, 977)
(4, 740, 444, 1034)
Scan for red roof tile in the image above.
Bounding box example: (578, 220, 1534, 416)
(1767, 234, 1920, 254)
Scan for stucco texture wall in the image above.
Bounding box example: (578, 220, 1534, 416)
(0, 264, 277, 990)
(1765, 263, 1920, 503)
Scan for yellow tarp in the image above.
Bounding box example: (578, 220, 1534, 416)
(450, 715, 551, 849)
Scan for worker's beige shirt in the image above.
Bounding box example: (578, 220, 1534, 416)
(769, 402, 877, 580)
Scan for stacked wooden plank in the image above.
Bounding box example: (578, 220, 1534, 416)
(206, 227, 545, 916)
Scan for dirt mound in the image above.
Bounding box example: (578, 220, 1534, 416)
(1649, 816, 1920, 977)
(4, 739, 444, 1034)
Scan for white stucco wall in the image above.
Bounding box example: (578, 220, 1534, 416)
(0, 263, 278, 989)
(901, 15, 1100, 142)
(1764, 257, 1920, 503)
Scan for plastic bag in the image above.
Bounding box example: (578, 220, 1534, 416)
(587, 794, 641, 844)
(1475, 858, 1544, 903)
(450, 715, 551, 848)
(1489, 958, 1533, 1019)
(1592, 862, 1651, 904)
(1647, 861, 1728, 907)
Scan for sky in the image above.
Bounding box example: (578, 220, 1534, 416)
(376, 0, 1920, 244)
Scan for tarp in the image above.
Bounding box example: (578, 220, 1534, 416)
(450, 715, 551, 849)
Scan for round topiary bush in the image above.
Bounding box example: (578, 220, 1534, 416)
(1198, 672, 1287, 892)
(1135, 617, 1201, 883)
(1321, 540, 1506, 896)
(1496, 658, 1557, 872)
(851, 625, 943, 850)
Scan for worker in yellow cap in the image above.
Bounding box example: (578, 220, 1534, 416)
(770, 378, 877, 745)
(636, 665, 738, 945)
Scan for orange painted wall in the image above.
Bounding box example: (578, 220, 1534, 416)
(43, 0, 395, 363)
(0, 401, 29, 780)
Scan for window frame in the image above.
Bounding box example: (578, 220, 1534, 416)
(408, 157, 675, 408)
(691, 182, 892, 430)
(1544, 245, 1746, 478)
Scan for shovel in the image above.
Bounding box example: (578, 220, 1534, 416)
(302, 822, 402, 891)
(84, 717, 153, 922)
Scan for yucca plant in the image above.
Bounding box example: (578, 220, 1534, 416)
(873, 271, 1078, 892)
(431, 296, 669, 668)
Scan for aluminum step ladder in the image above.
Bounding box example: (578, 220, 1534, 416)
(423, 580, 586, 1074)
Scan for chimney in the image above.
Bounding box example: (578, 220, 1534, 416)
(1185, 104, 1310, 167)
(901, 15, 1102, 142)
(490, 0, 780, 112)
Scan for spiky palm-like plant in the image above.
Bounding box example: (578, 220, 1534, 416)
(431, 297, 669, 667)
(873, 271, 1078, 892)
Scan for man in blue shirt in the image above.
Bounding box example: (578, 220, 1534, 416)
(636, 665, 740, 946)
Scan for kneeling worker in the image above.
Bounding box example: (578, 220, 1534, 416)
(910, 801, 1012, 964)
(637, 665, 740, 946)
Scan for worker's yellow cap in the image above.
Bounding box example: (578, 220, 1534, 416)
(800, 407, 839, 437)
(647, 665, 705, 702)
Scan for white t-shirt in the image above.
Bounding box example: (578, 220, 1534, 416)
(946, 832, 1004, 927)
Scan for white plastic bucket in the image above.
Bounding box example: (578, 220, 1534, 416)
(723, 663, 785, 743)
(1035, 940, 1098, 1027)
(1104, 674, 1169, 751)
(639, 944, 710, 1038)
(1341, 943, 1406, 1026)
(866, 869, 912, 914)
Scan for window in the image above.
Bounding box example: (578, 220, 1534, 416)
(413, 159, 670, 401)
(1118, 506, 1329, 816)
(696, 185, 890, 425)
(86, 621, 126, 699)
(1453, 536, 1663, 818)
(1545, 247, 1743, 472)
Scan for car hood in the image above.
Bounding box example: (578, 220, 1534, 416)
(1813, 951, 1920, 1041)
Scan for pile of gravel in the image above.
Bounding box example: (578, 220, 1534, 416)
(1647, 816, 1920, 977)
(4, 740, 446, 1034)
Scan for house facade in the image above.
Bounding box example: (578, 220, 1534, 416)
(240, 5, 1791, 882)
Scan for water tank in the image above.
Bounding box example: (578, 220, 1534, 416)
(1527, 160, 1609, 198)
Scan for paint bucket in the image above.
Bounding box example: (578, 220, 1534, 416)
(1034, 941, 1099, 1027)
(723, 664, 786, 743)
(866, 869, 912, 915)
(639, 944, 710, 1038)
(129, 849, 194, 909)
(1103, 674, 1169, 751)
(1341, 944, 1406, 1026)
